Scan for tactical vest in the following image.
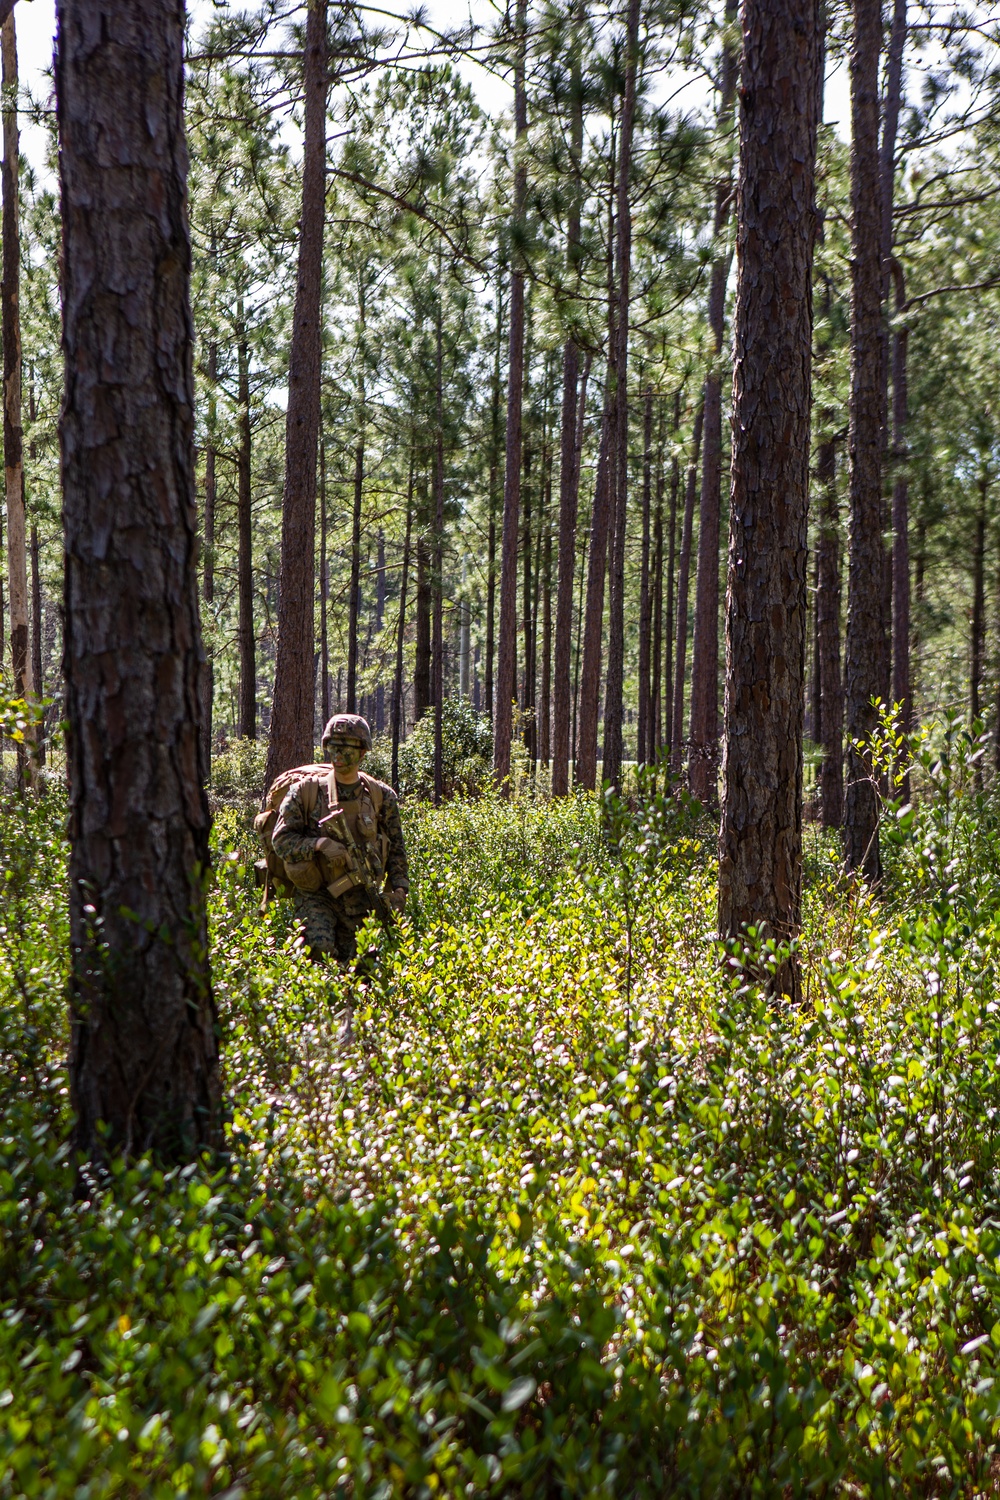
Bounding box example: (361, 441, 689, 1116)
(254, 765, 385, 909)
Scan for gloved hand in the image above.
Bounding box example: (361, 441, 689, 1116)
(315, 837, 349, 876)
(389, 888, 407, 915)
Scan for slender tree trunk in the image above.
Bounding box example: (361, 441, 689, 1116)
(414, 487, 431, 717)
(30, 521, 43, 766)
(493, 0, 527, 787)
(236, 328, 255, 740)
(347, 286, 366, 715)
(265, 0, 327, 783)
(602, 0, 641, 794)
(3, 10, 30, 785)
(552, 18, 585, 795)
(521, 443, 534, 736)
(391, 444, 414, 788)
(671, 403, 704, 773)
(201, 341, 217, 766)
(844, 0, 885, 882)
(375, 528, 386, 732)
(433, 286, 446, 804)
(889, 262, 910, 740)
(651, 420, 665, 756)
(718, 0, 820, 1000)
(58, 0, 218, 1159)
(319, 435, 330, 728)
(879, 0, 906, 704)
(689, 0, 739, 805)
(663, 391, 681, 756)
(972, 477, 987, 727)
(637, 385, 653, 764)
(816, 434, 844, 827)
(540, 522, 552, 766)
(576, 375, 615, 789)
(485, 277, 504, 723)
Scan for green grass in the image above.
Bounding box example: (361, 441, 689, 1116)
(5, 758, 1000, 1496)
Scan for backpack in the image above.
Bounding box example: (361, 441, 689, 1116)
(253, 763, 385, 910)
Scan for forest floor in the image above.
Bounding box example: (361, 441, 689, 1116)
(5, 734, 1000, 1497)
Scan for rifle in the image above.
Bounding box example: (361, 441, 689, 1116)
(318, 764, 396, 929)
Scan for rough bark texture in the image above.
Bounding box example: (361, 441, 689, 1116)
(414, 510, 431, 717)
(671, 403, 703, 773)
(3, 10, 29, 739)
(662, 397, 681, 755)
(540, 524, 551, 765)
(265, 0, 326, 784)
(201, 340, 217, 764)
(575, 376, 615, 789)
(972, 477, 987, 726)
(718, 0, 819, 997)
(493, 0, 527, 787)
(844, 0, 885, 882)
(236, 329, 255, 740)
(391, 452, 413, 788)
(485, 282, 503, 723)
(433, 295, 445, 804)
(878, 0, 906, 705)
(58, 0, 218, 1159)
(601, 0, 641, 795)
(688, 0, 738, 805)
(816, 434, 844, 826)
(347, 431, 363, 713)
(319, 436, 329, 729)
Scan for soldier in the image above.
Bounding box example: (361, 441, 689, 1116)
(271, 714, 409, 965)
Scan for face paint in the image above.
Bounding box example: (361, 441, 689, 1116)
(329, 740, 363, 768)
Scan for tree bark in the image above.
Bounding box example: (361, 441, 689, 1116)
(637, 385, 653, 764)
(414, 490, 431, 717)
(844, 0, 885, 882)
(671, 402, 704, 773)
(662, 390, 681, 756)
(236, 326, 255, 740)
(971, 476, 987, 728)
(201, 340, 217, 765)
(375, 527, 386, 733)
(433, 284, 446, 804)
(265, 0, 326, 784)
(3, 9, 30, 785)
(391, 444, 413, 788)
(689, 0, 739, 805)
(576, 375, 615, 789)
(58, 0, 218, 1160)
(651, 415, 665, 756)
(493, 0, 527, 788)
(879, 0, 906, 704)
(319, 434, 329, 729)
(540, 522, 552, 765)
(816, 433, 844, 827)
(346, 282, 366, 715)
(485, 276, 504, 723)
(718, 0, 820, 1000)
(602, 0, 641, 794)
(889, 261, 910, 740)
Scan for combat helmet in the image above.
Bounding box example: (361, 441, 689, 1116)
(322, 713, 373, 753)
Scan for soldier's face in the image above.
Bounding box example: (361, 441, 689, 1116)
(329, 739, 365, 771)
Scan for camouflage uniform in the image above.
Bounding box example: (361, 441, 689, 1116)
(272, 772, 408, 964)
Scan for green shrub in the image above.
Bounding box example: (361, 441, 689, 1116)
(6, 754, 1000, 1494)
(366, 698, 493, 801)
(208, 737, 270, 816)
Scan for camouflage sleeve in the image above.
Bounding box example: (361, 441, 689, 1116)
(271, 783, 322, 865)
(381, 788, 409, 890)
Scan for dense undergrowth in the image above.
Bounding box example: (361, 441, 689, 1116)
(6, 725, 1000, 1494)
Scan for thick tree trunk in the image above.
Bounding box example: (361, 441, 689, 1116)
(637, 385, 653, 764)
(58, 0, 218, 1160)
(3, 10, 30, 786)
(493, 0, 527, 787)
(236, 329, 255, 740)
(816, 434, 844, 827)
(671, 403, 704, 774)
(844, 0, 885, 882)
(718, 0, 820, 1000)
(602, 0, 641, 794)
(265, 0, 326, 783)
(689, 0, 739, 805)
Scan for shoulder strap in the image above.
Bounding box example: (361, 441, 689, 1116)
(359, 771, 383, 814)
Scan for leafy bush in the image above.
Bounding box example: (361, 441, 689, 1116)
(6, 752, 1000, 1493)
(367, 698, 493, 800)
(208, 736, 270, 816)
